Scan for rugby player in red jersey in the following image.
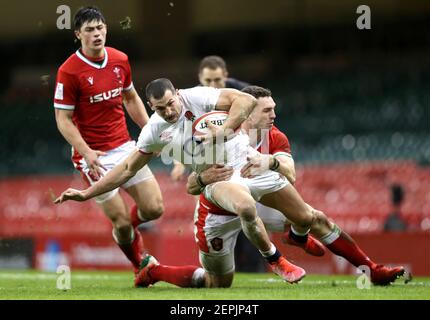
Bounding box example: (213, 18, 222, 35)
(55, 78, 308, 287)
(135, 86, 406, 288)
(53, 7, 163, 286)
(172, 86, 405, 287)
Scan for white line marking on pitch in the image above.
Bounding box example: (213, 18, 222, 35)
(0, 273, 127, 281)
(253, 278, 430, 286)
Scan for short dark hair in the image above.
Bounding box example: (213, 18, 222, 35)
(241, 86, 272, 99)
(146, 78, 176, 101)
(74, 6, 106, 31)
(199, 55, 227, 72)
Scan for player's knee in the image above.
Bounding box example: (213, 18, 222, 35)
(209, 274, 233, 288)
(311, 210, 330, 230)
(294, 207, 314, 229)
(236, 201, 257, 221)
(110, 213, 132, 230)
(113, 222, 133, 237)
(140, 202, 164, 221)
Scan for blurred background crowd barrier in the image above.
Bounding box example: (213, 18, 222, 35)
(0, 0, 429, 275)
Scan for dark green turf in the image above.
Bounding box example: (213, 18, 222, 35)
(0, 270, 428, 300)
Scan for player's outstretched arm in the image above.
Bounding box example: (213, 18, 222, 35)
(123, 87, 150, 128)
(54, 150, 152, 204)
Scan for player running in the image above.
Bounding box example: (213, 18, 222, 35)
(53, 7, 163, 286)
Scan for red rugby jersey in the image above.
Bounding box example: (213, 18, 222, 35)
(54, 47, 133, 161)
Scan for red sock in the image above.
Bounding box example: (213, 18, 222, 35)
(149, 265, 200, 288)
(116, 229, 144, 271)
(130, 205, 144, 228)
(326, 232, 377, 269)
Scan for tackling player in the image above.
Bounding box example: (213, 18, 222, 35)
(133, 86, 407, 288)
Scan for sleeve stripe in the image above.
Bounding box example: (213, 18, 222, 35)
(138, 149, 153, 155)
(123, 82, 134, 91)
(273, 151, 292, 158)
(54, 103, 75, 110)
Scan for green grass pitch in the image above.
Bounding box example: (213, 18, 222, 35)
(1, 270, 429, 300)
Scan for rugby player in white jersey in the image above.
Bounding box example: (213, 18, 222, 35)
(55, 78, 307, 287)
(132, 86, 407, 288)
(181, 86, 406, 287)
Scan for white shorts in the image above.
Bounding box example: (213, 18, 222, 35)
(204, 169, 289, 205)
(74, 141, 154, 203)
(194, 200, 288, 276)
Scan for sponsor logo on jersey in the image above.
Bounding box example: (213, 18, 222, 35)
(87, 77, 94, 85)
(89, 87, 123, 103)
(55, 83, 64, 100)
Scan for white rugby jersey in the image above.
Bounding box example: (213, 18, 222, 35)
(137, 86, 250, 173)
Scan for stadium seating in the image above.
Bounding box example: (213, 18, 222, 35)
(1, 161, 429, 243)
(2, 54, 430, 271)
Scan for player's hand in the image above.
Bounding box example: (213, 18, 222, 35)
(200, 164, 234, 184)
(199, 121, 235, 144)
(170, 162, 186, 181)
(54, 188, 88, 204)
(83, 149, 107, 180)
(240, 151, 273, 178)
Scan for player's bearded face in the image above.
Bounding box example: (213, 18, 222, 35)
(76, 20, 107, 53)
(150, 90, 182, 123)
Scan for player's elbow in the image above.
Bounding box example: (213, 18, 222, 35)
(55, 113, 72, 133)
(250, 95, 258, 108)
(240, 94, 257, 116)
(56, 120, 69, 137)
(244, 95, 257, 112)
(232, 94, 257, 121)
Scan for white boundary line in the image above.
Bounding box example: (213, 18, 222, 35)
(0, 273, 126, 281)
(254, 278, 430, 286)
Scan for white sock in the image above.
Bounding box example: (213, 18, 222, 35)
(259, 243, 276, 257)
(319, 224, 341, 245)
(291, 225, 310, 236)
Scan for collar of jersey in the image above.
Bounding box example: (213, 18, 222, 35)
(254, 130, 269, 149)
(76, 48, 108, 69)
(255, 139, 263, 150)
